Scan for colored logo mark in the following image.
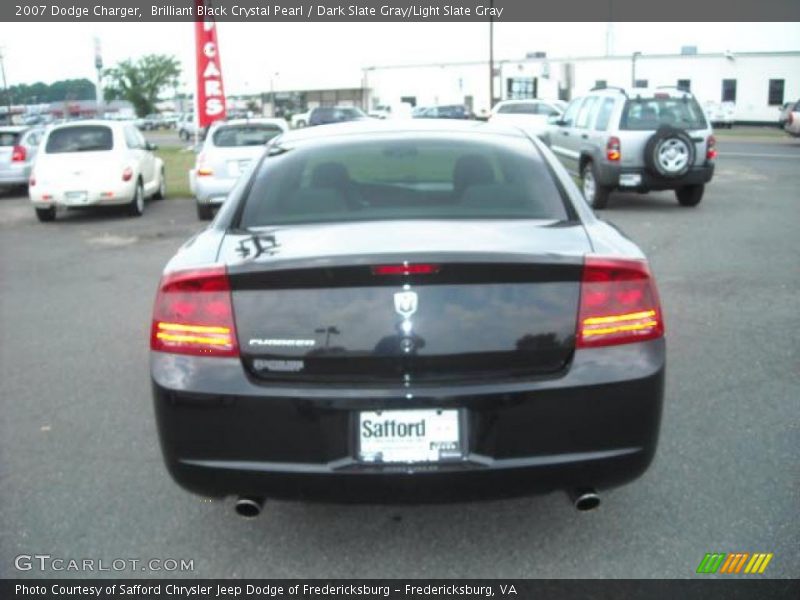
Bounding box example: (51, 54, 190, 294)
(696, 552, 773, 574)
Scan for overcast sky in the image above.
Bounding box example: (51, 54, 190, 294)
(1, 22, 798, 94)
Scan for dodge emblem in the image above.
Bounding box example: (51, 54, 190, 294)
(394, 291, 418, 318)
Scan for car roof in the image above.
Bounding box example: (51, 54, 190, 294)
(277, 119, 530, 146)
(588, 87, 695, 100)
(0, 126, 28, 133)
(46, 119, 128, 131)
(211, 118, 288, 129)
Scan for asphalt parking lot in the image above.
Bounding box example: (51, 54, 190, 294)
(0, 136, 797, 579)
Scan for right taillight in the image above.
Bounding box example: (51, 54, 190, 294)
(150, 266, 239, 357)
(706, 135, 717, 160)
(577, 256, 664, 348)
(606, 136, 621, 161)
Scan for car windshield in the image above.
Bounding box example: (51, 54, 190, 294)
(212, 124, 284, 147)
(45, 125, 114, 153)
(620, 96, 707, 130)
(239, 135, 570, 227)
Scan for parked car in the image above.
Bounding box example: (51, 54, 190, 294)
(489, 99, 565, 137)
(150, 119, 665, 512)
(413, 104, 474, 119)
(290, 110, 310, 129)
(29, 120, 165, 221)
(177, 114, 199, 141)
(703, 100, 735, 129)
(782, 100, 800, 137)
(544, 86, 716, 208)
(190, 118, 288, 220)
(136, 113, 165, 131)
(308, 106, 370, 127)
(0, 126, 45, 191)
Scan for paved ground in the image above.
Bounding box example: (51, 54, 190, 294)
(0, 137, 798, 579)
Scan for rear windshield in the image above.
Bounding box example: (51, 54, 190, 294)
(0, 131, 20, 146)
(212, 124, 283, 147)
(239, 136, 570, 227)
(620, 96, 707, 130)
(45, 126, 114, 153)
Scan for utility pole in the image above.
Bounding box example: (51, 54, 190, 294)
(488, 0, 495, 111)
(631, 51, 642, 88)
(0, 47, 11, 122)
(94, 37, 103, 117)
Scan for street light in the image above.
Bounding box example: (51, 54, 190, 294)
(488, 0, 495, 110)
(0, 47, 11, 122)
(631, 51, 642, 88)
(269, 71, 279, 117)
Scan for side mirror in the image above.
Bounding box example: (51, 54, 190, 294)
(547, 115, 562, 125)
(145, 142, 158, 151)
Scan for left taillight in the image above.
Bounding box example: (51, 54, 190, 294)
(706, 135, 717, 160)
(12, 145, 26, 162)
(606, 136, 621, 162)
(150, 266, 239, 357)
(576, 256, 664, 348)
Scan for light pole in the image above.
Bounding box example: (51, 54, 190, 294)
(488, 0, 495, 111)
(631, 51, 642, 88)
(269, 72, 279, 117)
(0, 47, 11, 122)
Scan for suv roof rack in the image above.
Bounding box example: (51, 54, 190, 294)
(655, 85, 693, 94)
(590, 86, 628, 96)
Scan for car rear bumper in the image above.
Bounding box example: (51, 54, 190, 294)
(0, 164, 31, 185)
(194, 177, 235, 205)
(29, 181, 136, 208)
(152, 339, 665, 502)
(597, 163, 715, 191)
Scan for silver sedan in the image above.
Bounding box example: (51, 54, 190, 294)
(189, 118, 288, 219)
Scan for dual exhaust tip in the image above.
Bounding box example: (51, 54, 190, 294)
(233, 488, 600, 517)
(569, 487, 601, 511)
(234, 496, 264, 518)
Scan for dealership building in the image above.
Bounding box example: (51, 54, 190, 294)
(361, 50, 800, 123)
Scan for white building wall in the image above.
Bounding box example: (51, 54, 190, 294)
(368, 52, 800, 123)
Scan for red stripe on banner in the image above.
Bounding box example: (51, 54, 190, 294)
(194, 0, 227, 128)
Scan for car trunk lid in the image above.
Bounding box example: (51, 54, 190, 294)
(220, 220, 590, 384)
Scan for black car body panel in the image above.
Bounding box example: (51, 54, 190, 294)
(151, 121, 665, 503)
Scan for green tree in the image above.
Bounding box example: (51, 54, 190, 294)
(103, 54, 181, 117)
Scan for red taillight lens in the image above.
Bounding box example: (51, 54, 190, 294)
(150, 266, 239, 357)
(789, 113, 794, 126)
(372, 264, 440, 276)
(706, 135, 717, 160)
(606, 137, 621, 162)
(577, 257, 664, 348)
(11, 145, 26, 162)
(29, 175, 36, 187)
(122, 167, 133, 182)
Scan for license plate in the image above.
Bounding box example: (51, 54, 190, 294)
(227, 160, 251, 177)
(358, 409, 463, 464)
(619, 173, 642, 187)
(64, 191, 88, 204)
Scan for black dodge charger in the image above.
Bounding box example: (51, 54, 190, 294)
(150, 120, 665, 515)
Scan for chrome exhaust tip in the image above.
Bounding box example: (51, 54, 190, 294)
(234, 497, 264, 518)
(569, 487, 600, 511)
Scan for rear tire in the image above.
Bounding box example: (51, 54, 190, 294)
(179, 130, 190, 141)
(196, 202, 214, 220)
(35, 206, 56, 222)
(676, 184, 704, 207)
(128, 181, 144, 217)
(581, 161, 611, 209)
